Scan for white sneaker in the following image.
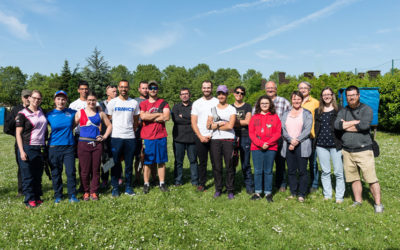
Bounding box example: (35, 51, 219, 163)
(374, 204, 384, 213)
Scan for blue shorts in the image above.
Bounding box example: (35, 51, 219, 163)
(144, 137, 168, 165)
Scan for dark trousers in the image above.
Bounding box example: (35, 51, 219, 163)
(17, 145, 44, 204)
(275, 139, 287, 188)
(14, 143, 22, 193)
(286, 145, 309, 197)
(210, 139, 235, 193)
(173, 141, 198, 185)
(194, 137, 213, 187)
(101, 136, 113, 183)
(309, 140, 319, 189)
(78, 141, 102, 194)
(48, 145, 76, 199)
(238, 136, 254, 192)
(111, 138, 136, 190)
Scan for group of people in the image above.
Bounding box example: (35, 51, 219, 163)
(4, 79, 384, 213)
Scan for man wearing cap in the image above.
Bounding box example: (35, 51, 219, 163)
(265, 81, 291, 192)
(298, 81, 320, 193)
(106, 80, 140, 197)
(191, 80, 219, 192)
(140, 81, 170, 194)
(4, 89, 32, 196)
(46, 90, 79, 203)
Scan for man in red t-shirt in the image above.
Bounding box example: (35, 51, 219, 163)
(140, 81, 170, 193)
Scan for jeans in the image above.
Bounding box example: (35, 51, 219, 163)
(316, 147, 345, 200)
(111, 138, 136, 190)
(238, 136, 254, 192)
(194, 137, 213, 187)
(173, 141, 198, 185)
(78, 141, 102, 194)
(18, 145, 44, 204)
(274, 138, 287, 189)
(48, 145, 76, 199)
(210, 139, 235, 193)
(309, 139, 319, 189)
(286, 145, 309, 197)
(252, 150, 276, 195)
(14, 143, 22, 193)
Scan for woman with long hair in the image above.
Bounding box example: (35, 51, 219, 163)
(248, 95, 281, 202)
(75, 91, 112, 201)
(281, 91, 313, 202)
(314, 87, 345, 203)
(15, 90, 48, 208)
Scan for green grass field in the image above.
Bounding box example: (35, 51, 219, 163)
(0, 123, 399, 249)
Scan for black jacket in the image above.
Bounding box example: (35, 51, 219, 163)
(172, 102, 196, 143)
(3, 104, 25, 137)
(313, 106, 343, 151)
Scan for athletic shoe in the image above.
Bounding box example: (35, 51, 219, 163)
(125, 188, 136, 196)
(90, 193, 99, 201)
(54, 197, 62, 204)
(83, 193, 90, 201)
(197, 185, 205, 192)
(112, 189, 120, 197)
(160, 183, 169, 192)
(279, 187, 287, 192)
(374, 204, 384, 213)
(351, 201, 362, 207)
(36, 199, 43, 206)
(143, 184, 150, 194)
(228, 193, 235, 200)
(26, 200, 37, 208)
(213, 191, 222, 198)
(250, 194, 261, 200)
(298, 196, 305, 203)
(309, 187, 318, 193)
(266, 194, 274, 203)
(69, 195, 79, 203)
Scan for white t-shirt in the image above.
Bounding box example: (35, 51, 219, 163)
(208, 105, 236, 139)
(106, 97, 140, 139)
(191, 97, 219, 137)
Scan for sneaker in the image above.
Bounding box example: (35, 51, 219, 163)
(112, 189, 120, 197)
(228, 193, 235, 200)
(197, 185, 205, 192)
(160, 183, 169, 192)
(125, 188, 136, 196)
(213, 191, 222, 198)
(279, 187, 287, 192)
(266, 194, 274, 203)
(374, 204, 384, 213)
(90, 193, 99, 201)
(336, 199, 343, 204)
(143, 184, 150, 194)
(351, 201, 362, 207)
(309, 187, 318, 193)
(69, 195, 79, 203)
(36, 199, 43, 206)
(83, 193, 90, 201)
(174, 183, 182, 187)
(298, 196, 305, 203)
(250, 194, 261, 200)
(26, 200, 37, 208)
(286, 195, 296, 200)
(54, 197, 62, 204)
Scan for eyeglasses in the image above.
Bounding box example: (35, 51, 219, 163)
(235, 91, 245, 95)
(149, 86, 158, 91)
(347, 94, 358, 97)
(180, 93, 189, 96)
(23, 95, 30, 99)
(31, 96, 42, 101)
(299, 87, 310, 90)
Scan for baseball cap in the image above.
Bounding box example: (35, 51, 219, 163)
(148, 80, 159, 87)
(21, 89, 32, 97)
(54, 90, 68, 98)
(216, 85, 229, 94)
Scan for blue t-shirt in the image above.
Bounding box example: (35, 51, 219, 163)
(46, 108, 77, 146)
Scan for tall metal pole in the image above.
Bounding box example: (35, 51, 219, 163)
(392, 59, 394, 75)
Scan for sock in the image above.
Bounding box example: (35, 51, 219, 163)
(160, 181, 165, 186)
(144, 182, 149, 186)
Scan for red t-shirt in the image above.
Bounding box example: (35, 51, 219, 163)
(140, 98, 169, 140)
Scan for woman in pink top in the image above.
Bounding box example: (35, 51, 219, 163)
(248, 95, 281, 202)
(281, 91, 313, 202)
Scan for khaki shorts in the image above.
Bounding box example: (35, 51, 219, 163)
(342, 149, 378, 183)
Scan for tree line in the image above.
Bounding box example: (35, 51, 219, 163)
(0, 48, 399, 132)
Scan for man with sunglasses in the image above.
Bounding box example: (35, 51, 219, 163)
(4, 89, 32, 196)
(232, 86, 254, 194)
(140, 81, 170, 193)
(106, 80, 140, 197)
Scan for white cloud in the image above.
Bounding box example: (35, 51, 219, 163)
(256, 49, 288, 59)
(130, 30, 181, 56)
(0, 10, 30, 39)
(376, 28, 392, 34)
(218, 0, 360, 54)
(328, 44, 382, 56)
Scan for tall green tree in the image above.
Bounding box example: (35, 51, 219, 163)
(188, 64, 215, 99)
(161, 65, 190, 104)
(60, 60, 72, 91)
(131, 64, 162, 97)
(214, 68, 241, 88)
(82, 48, 111, 99)
(242, 69, 263, 95)
(0, 66, 27, 106)
(110, 65, 133, 86)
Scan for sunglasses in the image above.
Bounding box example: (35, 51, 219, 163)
(235, 91, 245, 96)
(149, 86, 158, 91)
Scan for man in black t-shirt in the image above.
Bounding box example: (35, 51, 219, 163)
(232, 86, 254, 194)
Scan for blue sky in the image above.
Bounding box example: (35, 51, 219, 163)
(0, 0, 399, 78)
